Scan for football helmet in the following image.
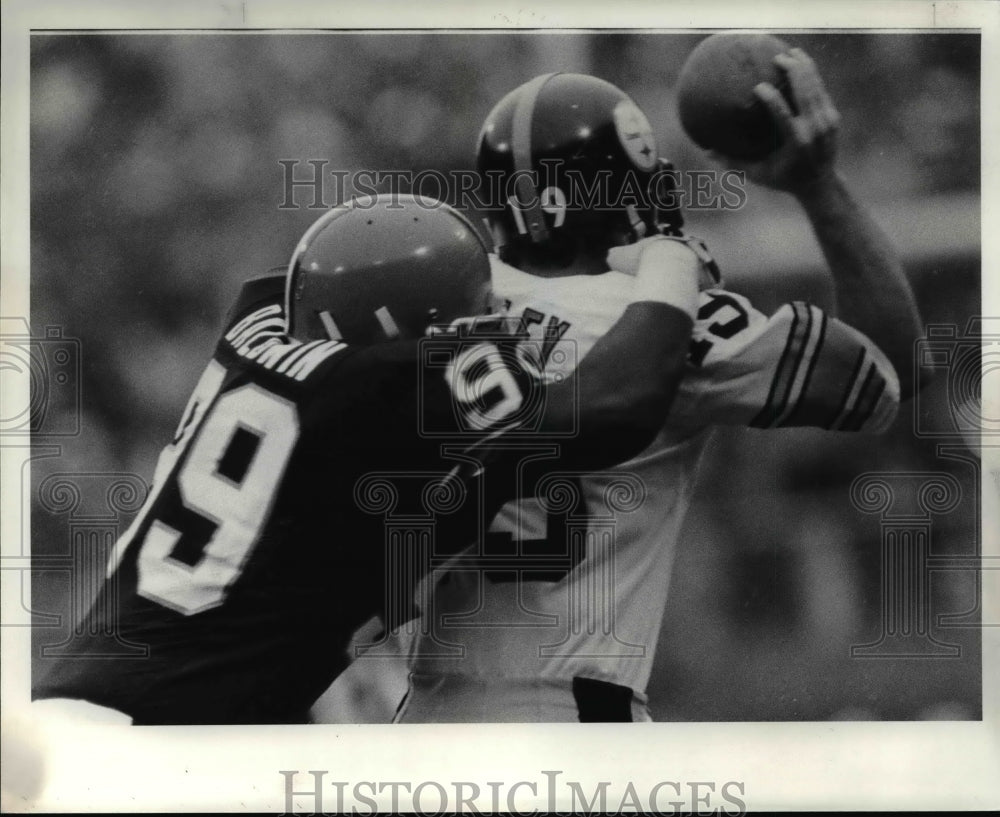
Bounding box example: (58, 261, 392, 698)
(286, 194, 494, 344)
(477, 72, 686, 268)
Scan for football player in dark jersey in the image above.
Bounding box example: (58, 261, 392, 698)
(33, 193, 707, 724)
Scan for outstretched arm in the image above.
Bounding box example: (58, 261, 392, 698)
(795, 171, 924, 399)
(719, 48, 927, 400)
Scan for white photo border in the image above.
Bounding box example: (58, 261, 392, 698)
(2, 0, 998, 812)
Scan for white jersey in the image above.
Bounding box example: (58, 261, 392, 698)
(408, 255, 900, 694)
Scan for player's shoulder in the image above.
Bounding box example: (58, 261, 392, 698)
(223, 267, 287, 332)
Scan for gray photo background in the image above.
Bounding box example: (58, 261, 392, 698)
(28, 32, 981, 720)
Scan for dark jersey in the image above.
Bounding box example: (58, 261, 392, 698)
(34, 273, 545, 724)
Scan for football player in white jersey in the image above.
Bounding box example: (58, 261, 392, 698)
(316, 49, 926, 723)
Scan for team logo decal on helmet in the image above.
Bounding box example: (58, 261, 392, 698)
(613, 100, 658, 172)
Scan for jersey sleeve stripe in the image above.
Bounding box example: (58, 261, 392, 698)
(824, 346, 868, 429)
(778, 306, 827, 426)
(841, 365, 888, 431)
(765, 301, 813, 428)
(750, 302, 811, 428)
(749, 302, 803, 428)
(832, 361, 876, 430)
(772, 304, 826, 428)
(862, 381, 899, 434)
(838, 362, 877, 429)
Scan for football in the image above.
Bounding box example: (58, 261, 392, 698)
(676, 32, 794, 160)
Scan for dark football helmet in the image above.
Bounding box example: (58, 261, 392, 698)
(286, 194, 494, 344)
(477, 72, 686, 268)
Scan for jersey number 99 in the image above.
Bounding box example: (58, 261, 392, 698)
(126, 361, 300, 615)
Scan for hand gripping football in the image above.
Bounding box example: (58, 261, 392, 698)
(676, 31, 794, 160)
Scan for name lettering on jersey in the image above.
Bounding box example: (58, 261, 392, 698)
(224, 304, 346, 382)
(514, 306, 572, 367)
(226, 303, 284, 348)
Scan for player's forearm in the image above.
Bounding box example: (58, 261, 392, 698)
(795, 171, 926, 398)
(537, 238, 699, 469)
(559, 301, 693, 469)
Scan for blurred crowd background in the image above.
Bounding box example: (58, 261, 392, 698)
(28, 32, 981, 721)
